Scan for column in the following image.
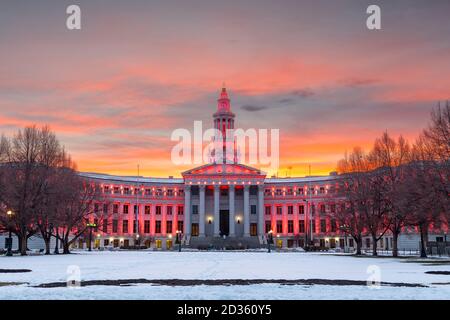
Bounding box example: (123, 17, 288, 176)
(229, 185, 235, 236)
(214, 185, 220, 236)
(243, 185, 250, 237)
(173, 205, 178, 234)
(199, 185, 206, 237)
(184, 186, 191, 235)
(257, 185, 264, 236)
(150, 203, 156, 235)
(161, 205, 167, 235)
(282, 204, 287, 236)
(293, 203, 299, 235)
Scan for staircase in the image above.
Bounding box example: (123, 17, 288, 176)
(189, 236, 262, 250)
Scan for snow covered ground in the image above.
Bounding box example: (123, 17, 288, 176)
(1, 251, 449, 300)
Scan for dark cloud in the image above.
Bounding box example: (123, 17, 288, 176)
(341, 78, 380, 88)
(240, 105, 269, 112)
(291, 89, 314, 98)
(278, 98, 294, 104)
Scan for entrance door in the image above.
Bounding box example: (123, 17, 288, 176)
(219, 210, 229, 236)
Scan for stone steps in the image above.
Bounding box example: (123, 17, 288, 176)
(189, 236, 261, 250)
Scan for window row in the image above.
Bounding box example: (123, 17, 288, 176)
(264, 204, 337, 215)
(105, 219, 184, 234)
(264, 186, 335, 196)
(264, 219, 339, 234)
(102, 186, 184, 197)
(94, 204, 184, 215)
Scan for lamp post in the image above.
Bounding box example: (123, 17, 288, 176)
(339, 225, 350, 253)
(86, 222, 97, 251)
(267, 230, 273, 253)
(175, 230, 182, 252)
(5, 210, 14, 256)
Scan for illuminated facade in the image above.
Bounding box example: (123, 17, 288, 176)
(77, 88, 445, 251)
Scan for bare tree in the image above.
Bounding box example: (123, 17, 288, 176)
(371, 132, 411, 257)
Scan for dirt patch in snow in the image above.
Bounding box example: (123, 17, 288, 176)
(0, 269, 32, 273)
(34, 278, 427, 288)
(426, 271, 450, 275)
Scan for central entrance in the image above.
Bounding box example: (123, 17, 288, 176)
(219, 210, 229, 236)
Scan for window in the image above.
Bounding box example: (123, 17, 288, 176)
(167, 189, 173, 196)
(276, 206, 282, 215)
(331, 219, 337, 232)
(145, 205, 151, 215)
(122, 220, 128, 233)
(276, 220, 283, 233)
(156, 206, 161, 215)
(320, 219, 326, 233)
(192, 205, 198, 215)
(311, 205, 315, 216)
(123, 204, 129, 214)
(112, 220, 118, 233)
(320, 187, 325, 194)
(134, 205, 139, 215)
(103, 204, 108, 214)
(191, 223, 199, 236)
(320, 204, 326, 214)
(287, 205, 293, 215)
(288, 220, 294, 233)
(103, 186, 110, 193)
(299, 220, 305, 233)
(349, 238, 354, 247)
(167, 206, 173, 215)
(113, 204, 119, 214)
(104, 239, 109, 246)
(166, 221, 172, 234)
(144, 220, 150, 234)
(250, 223, 257, 236)
(320, 239, 325, 247)
(124, 187, 131, 195)
(114, 187, 120, 194)
(133, 221, 137, 233)
(177, 221, 184, 233)
(265, 221, 271, 233)
(155, 221, 161, 234)
(265, 206, 271, 215)
(312, 220, 316, 233)
(250, 205, 257, 215)
(299, 205, 305, 215)
(177, 206, 184, 215)
(102, 219, 108, 233)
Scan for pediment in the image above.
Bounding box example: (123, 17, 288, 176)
(182, 163, 265, 177)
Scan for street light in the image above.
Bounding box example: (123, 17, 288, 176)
(267, 230, 274, 253)
(86, 222, 97, 251)
(175, 230, 182, 252)
(5, 210, 14, 256)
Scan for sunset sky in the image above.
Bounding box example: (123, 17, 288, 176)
(1, 0, 449, 177)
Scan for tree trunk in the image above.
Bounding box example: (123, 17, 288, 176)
(44, 238, 51, 255)
(372, 236, 378, 256)
(419, 225, 428, 258)
(20, 233, 28, 256)
(356, 238, 362, 255)
(392, 231, 399, 257)
(63, 242, 71, 254)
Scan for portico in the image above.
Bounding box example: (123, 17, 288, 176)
(182, 163, 266, 240)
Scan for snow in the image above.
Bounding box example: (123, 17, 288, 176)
(0, 251, 449, 300)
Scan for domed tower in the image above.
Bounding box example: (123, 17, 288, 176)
(212, 86, 237, 163)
